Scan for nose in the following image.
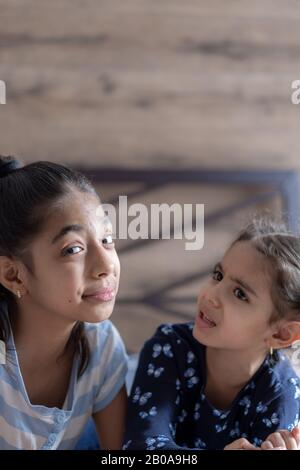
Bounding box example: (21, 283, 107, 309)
(208, 295, 220, 308)
(92, 244, 116, 279)
(205, 285, 221, 309)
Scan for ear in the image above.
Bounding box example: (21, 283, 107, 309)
(0, 256, 26, 296)
(270, 321, 300, 349)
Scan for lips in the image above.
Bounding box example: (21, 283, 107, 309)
(82, 287, 115, 302)
(196, 310, 217, 328)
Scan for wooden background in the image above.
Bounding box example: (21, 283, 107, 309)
(1, 0, 300, 169)
(0, 1, 299, 351)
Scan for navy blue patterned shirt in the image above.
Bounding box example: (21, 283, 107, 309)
(123, 323, 300, 450)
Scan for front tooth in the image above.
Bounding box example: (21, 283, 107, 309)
(205, 315, 214, 325)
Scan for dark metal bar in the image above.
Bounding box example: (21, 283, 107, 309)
(78, 167, 295, 187)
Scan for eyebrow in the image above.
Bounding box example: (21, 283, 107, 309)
(51, 217, 112, 245)
(215, 262, 258, 297)
(51, 224, 85, 245)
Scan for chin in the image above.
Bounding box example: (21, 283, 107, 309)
(89, 309, 113, 323)
(192, 323, 210, 345)
(80, 297, 116, 322)
(79, 306, 113, 323)
(192, 323, 201, 340)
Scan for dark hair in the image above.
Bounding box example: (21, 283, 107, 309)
(0, 155, 99, 376)
(232, 217, 300, 323)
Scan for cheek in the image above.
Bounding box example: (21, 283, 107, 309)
(112, 252, 121, 278)
(54, 266, 82, 297)
(223, 308, 265, 334)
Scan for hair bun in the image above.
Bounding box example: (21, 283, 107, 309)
(0, 156, 22, 178)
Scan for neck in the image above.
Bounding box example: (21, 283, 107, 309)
(204, 346, 267, 408)
(9, 299, 76, 367)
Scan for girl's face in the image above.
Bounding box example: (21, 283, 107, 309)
(193, 241, 278, 354)
(21, 190, 120, 325)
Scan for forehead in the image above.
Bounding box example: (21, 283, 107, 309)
(222, 241, 272, 294)
(40, 191, 109, 242)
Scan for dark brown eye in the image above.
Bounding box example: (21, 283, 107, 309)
(102, 235, 115, 245)
(234, 287, 248, 302)
(62, 246, 83, 256)
(212, 270, 223, 282)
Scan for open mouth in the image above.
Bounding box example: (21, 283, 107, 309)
(196, 310, 217, 328)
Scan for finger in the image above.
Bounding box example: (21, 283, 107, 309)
(286, 438, 298, 450)
(261, 440, 274, 450)
(266, 432, 286, 448)
(224, 438, 258, 450)
(241, 442, 258, 450)
(277, 430, 298, 450)
(291, 427, 300, 447)
(238, 438, 259, 450)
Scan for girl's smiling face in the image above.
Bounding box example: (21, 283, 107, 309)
(193, 241, 278, 354)
(19, 190, 120, 325)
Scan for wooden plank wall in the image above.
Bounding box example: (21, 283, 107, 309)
(0, 1, 296, 351)
(1, 0, 300, 169)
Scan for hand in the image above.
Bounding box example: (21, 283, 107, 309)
(261, 426, 300, 450)
(224, 438, 259, 450)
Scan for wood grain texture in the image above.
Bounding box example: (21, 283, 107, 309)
(1, 1, 300, 168)
(0, 1, 292, 350)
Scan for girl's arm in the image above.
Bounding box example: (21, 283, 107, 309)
(93, 385, 127, 450)
(245, 381, 300, 447)
(90, 321, 128, 449)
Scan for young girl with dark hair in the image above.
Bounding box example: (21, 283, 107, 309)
(0, 155, 127, 450)
(124, 219, 300, 450)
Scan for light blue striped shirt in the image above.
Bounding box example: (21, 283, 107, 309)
(0, 306, 128, 450)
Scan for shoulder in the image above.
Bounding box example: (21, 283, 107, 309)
(146, 322, 199, 347)
(273, 354, 300, 398)
(256, 353, 300, 408)
(141, 322, 204, 366)
(133, 323, 205, 391)
(248, 356, 300, 434)
(81, 322, 128, 412)
(84, 319, 122, 341)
